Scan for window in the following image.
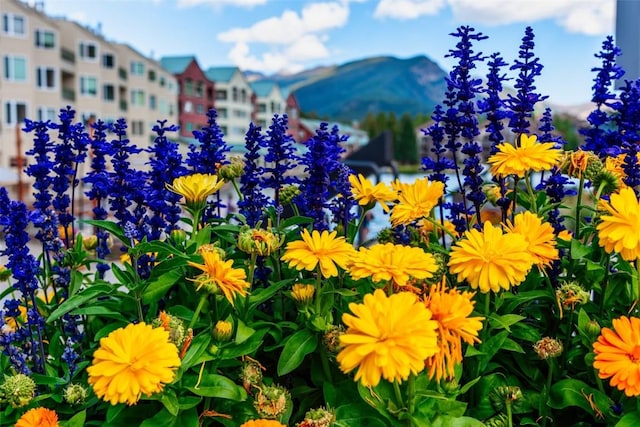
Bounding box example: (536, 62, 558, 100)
(159, 76, 166, 87)
(4, 101, 27, 125)
(131, 120, 144, 135)
(3, 56, 27, 81)
(36, 67, 56, 90)
(131, 89, 145, 106)
(217, 108, 227, 118)
(80, 76, 97, 96)
(37, 107, 56, 122)
(241, 89, 247, 103)
(232, 87, 238, 101)
(216, 90, 227, 100)
(2, 14, 25, 37)
(196, 82, 203, 98)
(220, 126, 228, 135)
(159, 99, 167, 114)
(35, 29, 55, 48)
(103, 84, 115, 101)
(184, 79, 193, 96)
(102, 53, 115, 69)
(185, 123, 193, 133)
(258, 103, 266, 113)
(148, 69, 156, 82)
(183, 101, 193, 113)
(149, 94, 157, 110)
(79, 42, 97, 60)
(196, 104, 204, 114)
(130, 61, 144, 76)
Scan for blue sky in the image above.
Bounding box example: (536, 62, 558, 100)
(43, 0, 617, 106)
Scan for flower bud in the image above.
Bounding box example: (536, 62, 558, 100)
(0, 265, 11, 282)
(218, 156, 245, 180)
(585, 320, 601, 341)
(0, 374, 36, 408)
(254, 384, 291, 419)
(323, 325, 345, 355)
(82, 235, 98, 251)
(556, 281, 590, 311)
(153, 311, 187, 349)
(237, 226, 284, 257)
(291, 284, 315, 306)
(533, 337, 563, 360)
(240, 358, 264, 393)
(213, 320, 233, 342)
(170, 229, 187, 246)
(489, 385, 523, 412)
(297, 407, 336, 427)
(63, 383, 88, 405)
(198, 244, 226, 259)
(279, 185, 301, 206)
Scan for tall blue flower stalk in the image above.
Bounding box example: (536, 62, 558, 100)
(294, 123, 348, 231)
(84, 119, 113, 276)
(187, 109, 230, 219)
(581, 36, 624, 156)
(147, 120, 187, 239)
(108, 118, 145, 240)
(0, 188, 46, 373)
(441, 26, 487, 232)
(52, 107, 89, 246)
(329, 163, 356, 234)
(238, 123, 269, 227)
(262, 115, 299, 208)
(617, 80, 640, 191)
(505, 27, 548, 135)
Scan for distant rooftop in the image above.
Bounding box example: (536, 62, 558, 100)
(160, 56, 197, 74)
(205, 66, 239, 83)
(249, 80, 279, 98)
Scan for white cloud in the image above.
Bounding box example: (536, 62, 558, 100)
(218, 1, 349, 73)
(177, 0, 268, 7)
(374, 0, 614, 35)
(374, 0, 445, 20)
(448, 0, 613, 33)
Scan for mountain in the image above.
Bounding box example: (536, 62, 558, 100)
(254, 55, 448, 122)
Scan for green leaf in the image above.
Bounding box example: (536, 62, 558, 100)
(139, 408, 178, 427)
(47, 284, 113, 323)
(142, 269, 183, 304)
(616, 411, 640, 427)
(62, 410, 86, 427)
(488, 313, 525, 331)
(235, 320, 255, 345)
(179, 332, 211, 371)
(71, 305, 128, 320)
(431, 415, 485, 427)
(183, 374, 247, 401)
(82, 219, 129, 247)
(177, 396, 202, 410)
(248, 279, 294, 312)
(571, 238, 593, 258)
(160, 390, 180, 416)
(548, 378, 611, 418)
(277, 328, 318, 376)
(334, 404, 392, 427)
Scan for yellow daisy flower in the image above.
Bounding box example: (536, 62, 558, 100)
(14, 407, 60, 427)
(597, 187, 640, 261)
(390, 178, 444, 226)
(448, 222, 534, 293)
(166, 173, 225, 208)
(281, 229, 355, 278)
(504, 211, 559, 269)
(337, 289, 439, 387)
(348, 243, 438, 287)
(349, 173, 397, 212)
(593, 316, 640, 396)
(423, 280, 484, 382)
(488, 134, 563, 178)
(188, 250, 251, 306)
(87, 323, 181, 406)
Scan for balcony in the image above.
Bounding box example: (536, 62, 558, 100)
(62, 88, 75, 102)
(61, 47, 75, 63)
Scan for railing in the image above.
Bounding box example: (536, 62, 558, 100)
(62, 88, 75, 101)
(60, 48, 75, 63)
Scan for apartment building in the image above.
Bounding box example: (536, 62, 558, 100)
(249, 80, 286, 129)
(205, 66, 255, 145)
(159, 55, 215, 139)
(0, 0, 178, 199)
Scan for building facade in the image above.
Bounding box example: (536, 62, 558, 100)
(205, 66, 255, 145)
(160, 55, 215, 139)
(0, 0, 178, 199)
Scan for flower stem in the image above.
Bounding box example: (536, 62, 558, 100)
(574, 175, 585, 239)
(392, 380, 407, 422)
(314, 266, 323, 314)
(524, 173, 537, 213)
(506, 400, 513, 427)
(231, 178, 244, 202)
(189, 294, 207, 330)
